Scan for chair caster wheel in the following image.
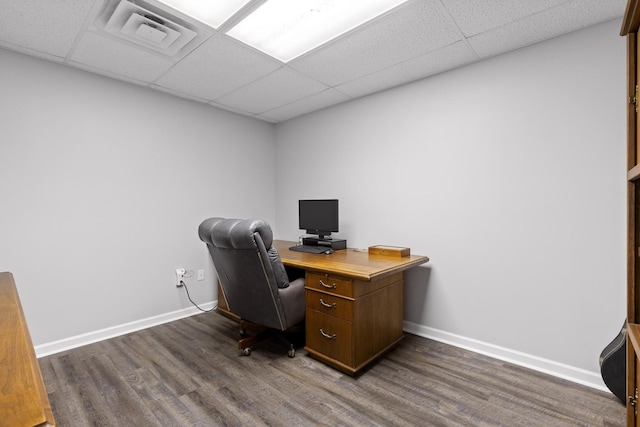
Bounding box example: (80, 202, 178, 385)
(288, 345, 295, 358)
(242, 348, 251, 356)
(239, 328, 247, 337)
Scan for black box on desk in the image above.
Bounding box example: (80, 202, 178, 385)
(302, 237, 347, 250)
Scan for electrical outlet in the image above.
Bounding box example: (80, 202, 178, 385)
(197, 269, 204, 281)
(175, 268, 185, 287)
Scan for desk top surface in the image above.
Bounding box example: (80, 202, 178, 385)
(273, 240, 429, 282)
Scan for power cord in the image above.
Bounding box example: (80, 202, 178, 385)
(179, 271, 217, 313)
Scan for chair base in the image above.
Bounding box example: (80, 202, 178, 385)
(237, 320, 302, 358)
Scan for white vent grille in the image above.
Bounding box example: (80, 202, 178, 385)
(103, 0, 197, 56)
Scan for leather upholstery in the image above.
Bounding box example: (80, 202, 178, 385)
(198, 217, 305, 331)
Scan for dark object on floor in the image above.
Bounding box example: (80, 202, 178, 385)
(599, 320, 627, 405)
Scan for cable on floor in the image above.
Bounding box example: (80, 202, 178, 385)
(180, 279, 217, 313)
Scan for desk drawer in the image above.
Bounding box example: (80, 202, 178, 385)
(305, 309, 352, 366)
(306, 272, 353, 297)
(306, 289, 353, 320)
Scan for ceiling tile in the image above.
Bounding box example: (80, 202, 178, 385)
(468, 0, 627, 59)
(215, 67, 330, 115)
(153, 85, 211, 104)
(0, 0, 96, 58)
(336, 41, 477, 98)
(289, 0, 462, 87)
(0, 0, 628, 123)
(69, 31, 176, 82)
(258, 88, 352, 122)
(441, 0, 567, 37)
(209, 100, 256, 117)
(0, 41, 66, 64)
(154, 33, 282, 100)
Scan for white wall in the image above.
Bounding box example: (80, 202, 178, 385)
(0, 48, 276, 347)
(0, 17, 626, 391)
(275, 19, 626, 388)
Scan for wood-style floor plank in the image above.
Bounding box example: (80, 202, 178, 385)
(38, 312, 625, 426)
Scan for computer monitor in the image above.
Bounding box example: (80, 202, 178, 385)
(298, 199, 339, 239)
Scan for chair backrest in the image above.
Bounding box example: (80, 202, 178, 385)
(198, 217, 292, 330)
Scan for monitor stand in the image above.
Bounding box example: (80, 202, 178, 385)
(302, 236, 347, 250)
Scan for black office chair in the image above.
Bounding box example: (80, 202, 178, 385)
(198, 217, 305, 357)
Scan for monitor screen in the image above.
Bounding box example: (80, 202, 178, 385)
(299, 199, 339, 238)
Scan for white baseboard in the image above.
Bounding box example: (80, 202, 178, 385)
(34, 307, 607, 393)
(35, 301, 217, 358)
(403, 321, 608, 392)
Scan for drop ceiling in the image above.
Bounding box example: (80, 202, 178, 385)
(0, 0, 627, 123)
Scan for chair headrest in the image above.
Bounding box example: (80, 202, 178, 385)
(198, 217, 273, 249)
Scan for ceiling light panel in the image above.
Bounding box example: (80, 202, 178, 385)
(155, 0, 253, 28)
(226, 0, 409, 62)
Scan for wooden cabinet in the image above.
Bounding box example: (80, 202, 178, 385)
(623, 1, 640, 425)
(273, 240, 428, 374)
(304, 271, 405, 375)
(0, 272, 56, 427)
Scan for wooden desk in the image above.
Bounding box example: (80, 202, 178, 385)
(0, 272, 56, 426)
(274, 240, 429, 375)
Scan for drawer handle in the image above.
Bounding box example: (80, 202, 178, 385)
(320, 329, 336, 340)
(319, 279, 336, 289)
(319, 298, 336, 308)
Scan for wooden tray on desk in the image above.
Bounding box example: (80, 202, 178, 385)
(368, 245, 410, 257)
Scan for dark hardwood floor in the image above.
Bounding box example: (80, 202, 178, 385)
(38, 312, 625, 426)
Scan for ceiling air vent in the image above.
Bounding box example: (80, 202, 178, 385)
(103, 0, 198, 56)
